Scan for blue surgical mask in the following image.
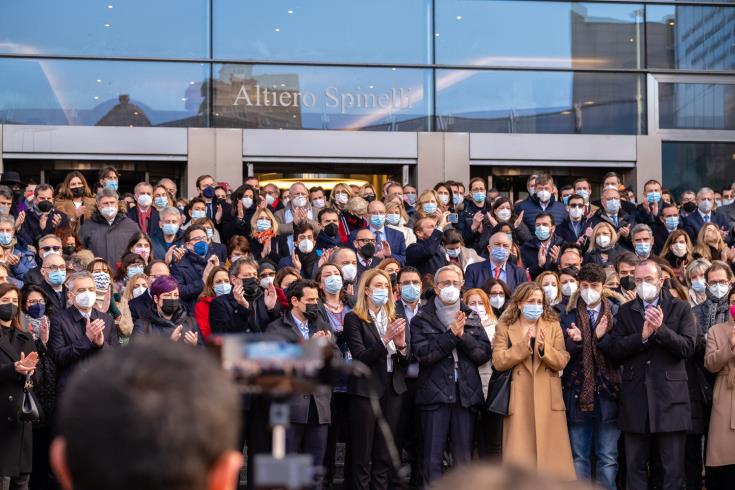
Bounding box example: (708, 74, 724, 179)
(386, 213, 401, 225)
(370, 288, 389, 306)
(562, 196, 570, 206)
(48, 269, 66, 286)
(193, 241, 208, 257)
(191, 210, 206, 220)
(0, 232, 13, 246)
(664, 216, 679, 232)
(473, 192, 486, 204)
(691, 278, 706, 293)
(422, 202, 437, 214)
(535, 225, 551, 241)
(491, 246, 509, 263)
(213, 283, 232, 296)
(446, 247, 460, 258)
(577, 189, 590, 201)
(104, 180, 118, 191)
(605, 199, 621, 214)
(370, 214, 386, 229)
(522, 304, 544, 321)
(162, 223, 179, 236)
(154, 196, 168, 208)
(324, 275, 344, 295)
(256, 219, 272, 232)
(452, 195, 463, 206)
(127, 266, 144, 278)
(635, 242, 651, 257)
(647, 191, 661, 204)
(401, 283, 421, 303)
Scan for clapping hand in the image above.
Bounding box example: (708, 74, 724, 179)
(566, 323, 582, 342)
(183, 330, 198, 346)
(450, 311, 466, 337)
(263, 282, 278, 310)
(595, 315, 609, 339)
(39, 316, 50, 345)
(537, 325, 546, 349)
(233, 284, 249, 309)
(86, 318, 105, 347)
(170, 325, 183, 342)
(14, 351, 38, 375)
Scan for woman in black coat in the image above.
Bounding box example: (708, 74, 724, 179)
(131, 276, 202, 346)
(0, 283, 39, 489)
(343, 269, 408, 490)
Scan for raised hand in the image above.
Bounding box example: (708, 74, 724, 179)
(51, 213, 62, 227)
(538, 244, 548, 267)
(233, 284, 249, 309)
(263, 282, 278, 310)
(566, 323, 582, 342)
(291, 251, 302, 272)
(618, 225, 630, 238)
(14, 211, 25, 231)
(5, 253, 19, 266)
(215, 204, 223, 224)
(595, 315, 609, 339)
(14, 351, 39, 375)
(39, 316, 50, 345)
(183, 330, 198, 346)
(450, 311, 466, 337)
(390, 318, 407, 347)
(170, 325, 183, 342)
(513, 210, 525, 228)
(549, 245, 561, 263)
(537, 325, 546, 348)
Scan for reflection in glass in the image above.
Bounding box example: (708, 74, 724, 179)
(663, 142, 735, 199)
(0, 58, 208, 127)
(435, 0, 644, 69)
(0, 0, 209, 58)
(213, 0, 431, 64)
(435, 70, 644, 134)
(659, 83, 735, 130)
(647, 5, 735, 71)
(211, 64, 432, 131)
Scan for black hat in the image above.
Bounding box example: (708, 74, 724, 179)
(0, 171, 22, 186)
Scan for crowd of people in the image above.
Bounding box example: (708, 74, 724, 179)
(1, 166, 735, 490)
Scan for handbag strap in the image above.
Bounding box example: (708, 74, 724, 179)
(24, 372, 33, 390)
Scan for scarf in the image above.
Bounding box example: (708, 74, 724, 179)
(252, 229, 276, 245)
(703, 290, 729, 336)
(576, 296, 620, 412)
(435, 297, 460, 367)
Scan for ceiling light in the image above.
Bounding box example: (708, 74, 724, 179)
(435, 33, 440, 37)
(104, 23, 111, 27)
(94, 96, 99, 100)
(287, 10, 293, 14)
(274, 27, 281, 32)
(181, 97, 187, 101)
(456, 15, 462, 20)
(107, 5, 113, 9)
(96, 79, 102, 83)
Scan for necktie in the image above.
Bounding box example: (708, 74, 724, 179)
(704, 215, 710, 223)
(611, 215, 618, 227)
(494, 266, 501, 279)
(375, 231, 382, 251)
(588, 310, 597, 325)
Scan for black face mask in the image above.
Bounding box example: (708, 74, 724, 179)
(71, 187, 85, 198)
(160, 298, 179, 316)
(242, 278, 260, 299)
(324, 223, 339, 238)
(682, 202, 697, 214)
(37, 200, 53, 213)
(620, 275, 636, 292)
(0, 303, 17, 322)
(63, 245, 76, 256)
(304, 303, 320, 321)
(364, 195, 375, 203)
(360, 242, 376, 259)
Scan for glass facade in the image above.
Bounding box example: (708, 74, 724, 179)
(0, 1, 732, 135)
(663, 142, 735, 197)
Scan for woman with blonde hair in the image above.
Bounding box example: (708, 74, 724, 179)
(583, 222, 623, 268)
(492, 282, 575, 480)
(385, 199, 416, 245)
(249, 207, 290, 264)
(343, 268, 408, 490)
(416, 189, 449, 229)
(693, 223, 728, 262)
(685, 258, 713, 306)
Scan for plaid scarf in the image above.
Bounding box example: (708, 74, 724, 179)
(576, 296, 620, 412)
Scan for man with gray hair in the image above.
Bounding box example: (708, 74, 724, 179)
(465, 231, 527, 291)
(49, 270, 118, 395)
(683, 186, 729, 242)
(631, 223, 654, 259)
(157, 177, 178, 200)
(79, 188, 139, 266)
(152, 206, 184, 260)
(274, 182, 321, 252)
(126, 181, 159, 235)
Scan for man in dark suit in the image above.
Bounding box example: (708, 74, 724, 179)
(520, 212, 565, 279)
(715, 181, 735, 229)
(598, 260, 696, 490)
(406, 217, 448, 278)
(126, 181, 160, 235)
(682, 186, 729, 243)
(652, 203, 682, 256)
(128, 260, 170, 323)
(589, 187, 636, 251)
(49, 271, 117, 395)
(39, 253, 68, 314)
(556, 194, 592, 247)
(265, 279, 334, 482)
(352, 229, 381, 283)
(465, 232, 527, 291)
(349, 200, 406, 265)
(16, 184, 69, 248)
(195, 174, 232, 232)
(410, 266, 491, 485)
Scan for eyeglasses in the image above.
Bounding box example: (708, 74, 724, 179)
(42, 265, 65, 272)
(708, 280, 729, 287)
(437, 280, 461, 288)
(188, 235, 206, 243)
(356, 238, 377, 244)
(40, 245, 61, 252)
(260, 272, 276, 278)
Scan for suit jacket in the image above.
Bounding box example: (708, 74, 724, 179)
(464, 259, 527, 291)
(49, 307, 117, 395)
(350, 226, 407, 266)
(682, 211, 729, 243)
(128, 291, 153, 324)
(266, 312, 334, 424)
(405, 228, 448, 278)
(520, 234, 565, 279)
(588, 208, 636, 251)
(17, 208, 70, 249)
(39, 281, 67, 316)
(556, 217, 591, 246)
(126, 206, 160, 236)
(715, 202, 735, 229)
(209, 292, 281, 335)
(343, 310, 408, 398)
(597, 289, 696, 433)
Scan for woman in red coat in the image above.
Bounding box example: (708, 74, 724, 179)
(194, 266, 231, 340)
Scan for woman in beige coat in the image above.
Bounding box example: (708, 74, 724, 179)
(703, 295, 735, 488)
(492, 282, 575, 480)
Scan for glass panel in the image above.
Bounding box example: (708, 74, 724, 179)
(435, 69, 644, 134)
(663, 142, 735, 199)
(435, 0, 644, 69)
(0, 58, 208, 127)
(647, 5, 735, 71)
(213, 0, 431, 64)
(659, 83, 735, 130)
(0, 0, 209, 58)
(212, 64, 432, 131)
